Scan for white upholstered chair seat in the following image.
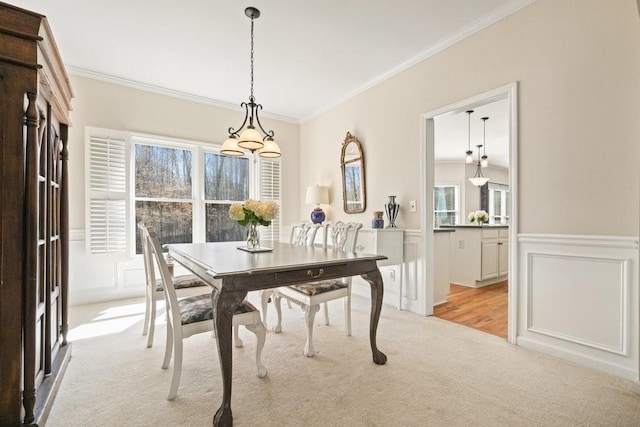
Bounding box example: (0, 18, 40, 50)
(273, 221, 362, 357)
(140, 224, 267, 400)
(155, 274, 204, 292)
(260, 222, 322, 330)
(139, 223, 207, 348)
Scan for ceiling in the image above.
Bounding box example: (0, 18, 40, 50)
(9, 0, 531, 124)
(8, 0, 523, 166)
(434, 98, 510, 169)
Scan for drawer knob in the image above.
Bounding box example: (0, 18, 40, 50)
(356, 245, 364, 251)
(307, 268, 324, 279)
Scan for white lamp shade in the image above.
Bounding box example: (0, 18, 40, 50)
(469, 176, 490, 186)
(305, 185, 329, 205)
(481, 156, 489, 168)
(465, 151, 474, 164)
(220, 135, 244, 156)
(258, 137, 281, 158)
(238, 125, 264, 150)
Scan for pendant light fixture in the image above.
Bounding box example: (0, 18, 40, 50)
(221, 7, 281, 158)
(468, 114, 490, 187)
(480, 116, 489, 167)
(464, 110, 474, 164)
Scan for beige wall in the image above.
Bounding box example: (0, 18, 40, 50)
(299, 0, 640, 236)
(67, 75, 301, 232)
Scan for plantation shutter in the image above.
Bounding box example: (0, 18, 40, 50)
(258, 158, 281, 242)
(86, 132, 130, 257)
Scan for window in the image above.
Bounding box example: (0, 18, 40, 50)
(203, 152, 249, 242)
(488, 183, 509, 224)
(434, 183, 459, 226)
(134, 142, 194, 253)
(86, 128, 281, 257)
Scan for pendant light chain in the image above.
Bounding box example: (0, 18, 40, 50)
(250, 16, 255, 102)
(467, 111, 471, 152)
(220, 6, 281, 158)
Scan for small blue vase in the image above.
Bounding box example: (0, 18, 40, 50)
(372, 211, 384, 229)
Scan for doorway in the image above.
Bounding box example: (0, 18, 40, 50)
(420, 83, 518, 343)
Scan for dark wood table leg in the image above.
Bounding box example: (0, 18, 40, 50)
(360, 269, 387, 365)
(211, 285, 248, 427)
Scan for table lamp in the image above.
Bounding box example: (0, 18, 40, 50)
(305, 185, 329, 224)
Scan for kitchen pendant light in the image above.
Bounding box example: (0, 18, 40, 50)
(480, 116, 489, 167)
(464, 110, 474, 164)
(469, 143, 490, 186)
(221, 7, 281, 158)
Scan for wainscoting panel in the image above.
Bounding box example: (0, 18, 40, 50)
(402, 239, 419, 301)
(527, 253, 628, 355)
(70, 229, 144, 304)
(518, 234, 639, 381)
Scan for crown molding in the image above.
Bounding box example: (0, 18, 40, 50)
(66, 66, 300, 125)
(300, 0, 536, 123)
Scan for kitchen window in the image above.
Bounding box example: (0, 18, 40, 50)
(487, 183, 509, 224)
(434, 183, 459, 226)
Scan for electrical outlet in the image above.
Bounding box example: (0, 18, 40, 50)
(458, 240, 464, 249)
(409, 200, 417, 212)
(389, 269, 396, 281)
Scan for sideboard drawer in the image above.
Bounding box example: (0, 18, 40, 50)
(355, 229, 404, 266)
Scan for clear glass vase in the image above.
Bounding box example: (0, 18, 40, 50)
(246, 222, 260, 249)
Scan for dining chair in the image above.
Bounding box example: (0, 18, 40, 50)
(259, 222, 322, 331)
(139, 222, 207, 348)
(144, 227, 268, 400)
(273, 221, 362, 356)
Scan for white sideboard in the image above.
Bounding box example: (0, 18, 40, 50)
(354, 228, 405, 308)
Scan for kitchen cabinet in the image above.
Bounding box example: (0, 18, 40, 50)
(480, 228, 509, 280)
(445, 226, 508, 288)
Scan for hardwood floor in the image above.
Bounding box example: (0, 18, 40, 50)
(433, 281, 508, 338)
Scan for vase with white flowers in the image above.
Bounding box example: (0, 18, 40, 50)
(468, 210, 489, 226)
(229, 199, 278, 249)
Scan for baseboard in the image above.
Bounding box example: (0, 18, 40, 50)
(517, 336, 637, 382)
(32, 343, 72, 426)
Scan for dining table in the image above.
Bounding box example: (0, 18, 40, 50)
(166, 240, 388, 426)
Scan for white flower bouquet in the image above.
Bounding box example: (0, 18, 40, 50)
(468, 210, 489, 225)
(229, 199, 278, 226)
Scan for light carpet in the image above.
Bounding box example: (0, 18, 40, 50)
(47, 291, 640, 426)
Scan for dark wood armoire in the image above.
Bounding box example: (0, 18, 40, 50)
(0, 3, 73, 426)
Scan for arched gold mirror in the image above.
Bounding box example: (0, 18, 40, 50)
(341, 132, 366, 213)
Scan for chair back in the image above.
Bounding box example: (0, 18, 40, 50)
(324, 221, 362, 252)
(290, 222, 322, 247)
(144, 228, 182, 337)
(138, 222, 158, 292)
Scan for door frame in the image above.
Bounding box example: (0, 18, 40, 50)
(419, 82, 518, 343)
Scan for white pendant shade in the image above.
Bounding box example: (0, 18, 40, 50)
(238, 126, 264, 150)
(481, 156, 489, 168)
(220, 135, 244, 156)
(469, 176, 490, 186)
(465, 151, 474, 164)
(258, 137, 281, 158)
